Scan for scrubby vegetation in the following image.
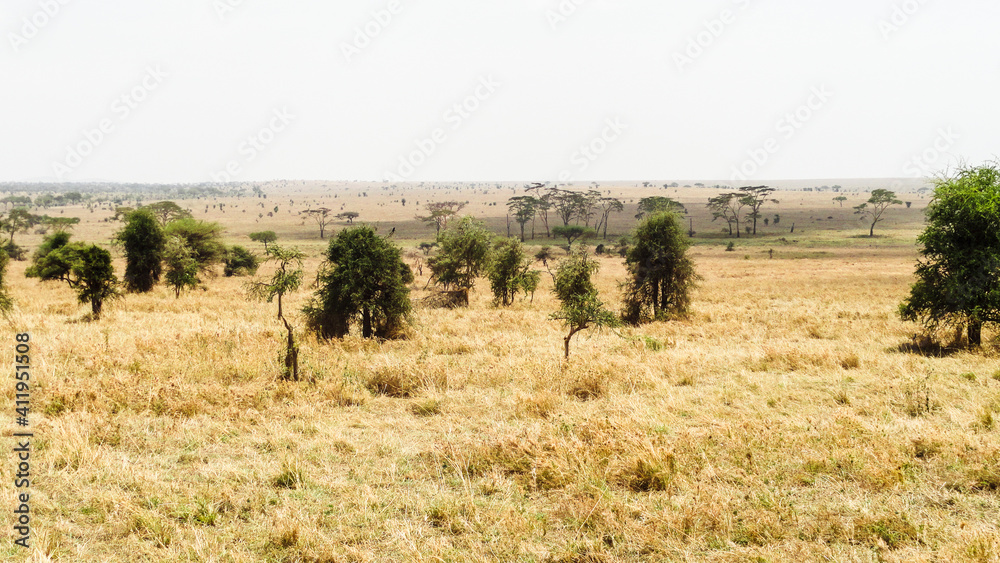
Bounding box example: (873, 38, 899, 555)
(4, 179, 999, 561)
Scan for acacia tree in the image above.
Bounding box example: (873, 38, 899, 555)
(1, 208, 39, 244)
(833, 195, 848, 207)
(621, 211, 697, 325)
(900, 163, 1000, 347)
(26, 234, 119, 319)
(417, 201, 467, 238)
(595, 197, 624, 239)
(144, 201, 192, 225)
(854, 188, 902, 237)
(739, 186, 778, 235)
(163, 235, 199, 298)
(707, 192, 747, 238)
(550, 249, 618, 359)
(552, 224, 596, 247)
(507, 196, 537, 242)
(247, 245, 305, 380)
(303, 208, 333, 238)
(163, 218, 226, 273)
(249, 231, 278, 250)
(487, 237, 540, 306)
(427, 216, 493, 305)
(636, 196, 685, 220)
(336, 211, 360, 224)
(304, 225, 413, 339)
(115, 208, 165, 293)
(223, 246, 259, 277)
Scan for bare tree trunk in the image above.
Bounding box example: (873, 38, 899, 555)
(362, 307, 373, 338)
(968, 320, 982, 348)
(281, 316, 299, 381)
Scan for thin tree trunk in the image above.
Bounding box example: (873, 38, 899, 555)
(282, 316, 299, 381)
(92, 298, 102, 319)
(968, 320, 982, 347)
(362, 307, 373, 338)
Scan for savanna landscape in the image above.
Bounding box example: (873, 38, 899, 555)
(1, 177, 998, 563)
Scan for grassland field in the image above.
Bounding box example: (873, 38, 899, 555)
(1, 180, 998, 562)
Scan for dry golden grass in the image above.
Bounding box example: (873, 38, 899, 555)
(2, 183, 998, 562)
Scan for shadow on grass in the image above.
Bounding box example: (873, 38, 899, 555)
(892, 339, 964, 357)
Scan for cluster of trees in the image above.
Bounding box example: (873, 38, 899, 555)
(0, 207, 81, 260)
(20, 202, 262, 318)
(706, 186, 778, 238)
(504, 186, 628, 244)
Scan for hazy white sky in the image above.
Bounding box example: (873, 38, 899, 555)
(2, 0, 995, 184)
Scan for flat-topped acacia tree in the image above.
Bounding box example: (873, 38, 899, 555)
(854, 189, 902, 237)
(249, 231, 277, 251)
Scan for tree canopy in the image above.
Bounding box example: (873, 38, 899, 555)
(854, 189, 902, 237)
(621, 211, 697, 325)
(115, 208, 165, 293)
(304, 225, 413, 339)
(899, 163, 1000, 347)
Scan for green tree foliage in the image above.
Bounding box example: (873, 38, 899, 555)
(163, 218, 225, 272)
(550, 249, 618, 359)
(304, 225, 413, 339)
(0, 248, 14, 313)
(507, 196, 538, 242)
(595, 197, 624, 239)
(115, 208, 165, 293)
(552, 224, 595, 247)
(621, 212, 697, 325)
(247, 246, 305, 321)
(427, 216, 493, 304)
(739, 186, 778, 235)
(249, 231, 278, 250)
(163, 236, 200, 298)
(144, 201, 192, 225)
(1, 208, 40, 244)
(900, 163, 1000, 347)
(303, 208, 333, 238)
(26, 234, 119, 318)
(246, 245, 306, 380)
(854, 188, 902, 237)
(336, 211, 360, 224)
(223, 246, 260, 277)
(487, 237, 539, 306)
(707, 193, 747, 238)
(417, 201, 467, 238)
(636, 196, 685, 219)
